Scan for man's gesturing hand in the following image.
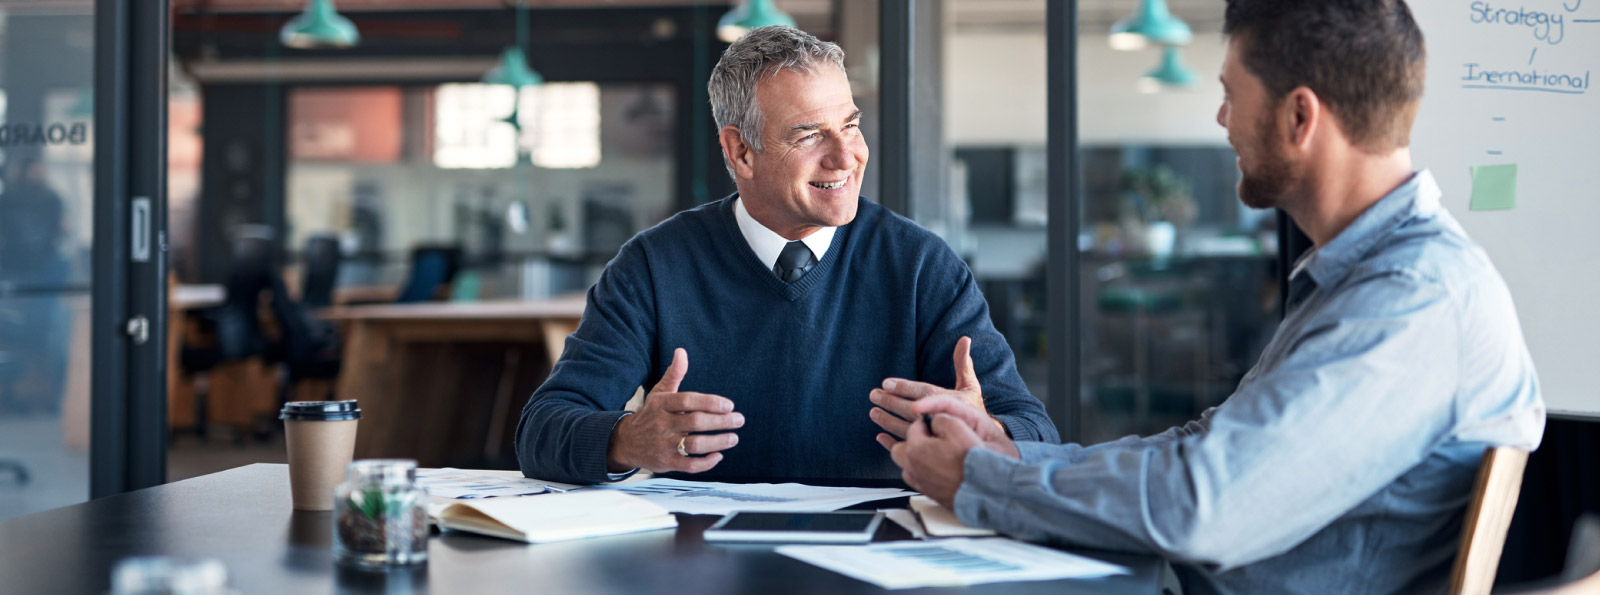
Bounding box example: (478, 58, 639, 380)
(606, 348, 743, 474)
(870, 336, 1006, 449)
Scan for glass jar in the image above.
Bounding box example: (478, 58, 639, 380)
(332, 459, 429, 567)
(111, 556, 233, 594)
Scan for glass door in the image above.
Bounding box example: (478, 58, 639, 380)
(0, 0, 100, 520)
(0, 0, 169, 521)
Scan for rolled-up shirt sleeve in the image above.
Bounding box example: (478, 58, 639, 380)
(954, 270, 1461, 570)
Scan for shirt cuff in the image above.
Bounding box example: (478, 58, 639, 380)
(1014, 440, 1060, 465)
(953, 446, 1025, 530)
(577, 410, 638, 483)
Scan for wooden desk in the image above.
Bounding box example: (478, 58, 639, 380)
(332, 284, 399, 305)
(171, 283, 225, 310)
(321, 298, 585, 468)
(0, 464, 1163, 594)
(166, 283, 225, 430)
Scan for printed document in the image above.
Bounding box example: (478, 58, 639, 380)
(777, 538, 1129, 589)
(417, 468, 576, 499)
(588, 478, 912, 515)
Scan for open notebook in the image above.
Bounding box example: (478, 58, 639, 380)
(436, 490, 677, 543)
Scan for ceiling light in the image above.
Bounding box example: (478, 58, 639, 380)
(1109, 0, 1192, 51)
(280, 0, 360, 50)
(483, 47, 544, 88)
(717, 0, 797, 43)
(484, 1, 543, 88)
(1140, 45, 1199, 91)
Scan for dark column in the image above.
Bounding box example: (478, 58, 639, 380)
(878, 0, 944, 218)
(1046, 0, 1081, 442)
(196, 84, 288, 283)
(92, 0, 170, 496)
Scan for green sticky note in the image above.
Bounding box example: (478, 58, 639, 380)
(1469, 164, 1517, 211)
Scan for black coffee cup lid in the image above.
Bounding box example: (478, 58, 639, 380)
(280, 400, 362, 421)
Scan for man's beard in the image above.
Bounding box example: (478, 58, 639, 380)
(1237, 111, 1299, 210)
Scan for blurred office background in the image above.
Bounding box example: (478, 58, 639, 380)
(3, 0, 1277, 519)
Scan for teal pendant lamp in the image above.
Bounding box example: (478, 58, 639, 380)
(1109, 0, 1192, 51)
(484, 47, 544, 88)
(280, 0, 360, 49)
(1140, 45, 1199, 92)
(717, 0, 797, 43)
(484, 1, 544, 88)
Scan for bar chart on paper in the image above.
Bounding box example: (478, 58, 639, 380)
(588, 478, 912, 515)
(1410, 1, 1600, 418)
(776, 538, 1129, 589)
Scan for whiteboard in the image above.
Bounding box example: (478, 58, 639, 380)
(1407, 2, 1600, 417)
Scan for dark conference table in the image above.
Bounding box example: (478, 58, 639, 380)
(0, 464, 1164, 594)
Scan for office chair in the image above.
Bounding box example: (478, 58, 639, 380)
(1450, 446, 1532, 595)
(300, 234, 341, 310)
(395, 245, 461, 303)
(181, 230, 279, 439)
(183, 232, 273, 369)
(267, 274, 341, 402)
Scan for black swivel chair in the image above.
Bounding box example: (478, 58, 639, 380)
(183, 232, 273, 369)
(395, 245, 461, 303)
(268, 273, 341, 402)
(300, 235, 341, 310)
(179, 231, 276, 436)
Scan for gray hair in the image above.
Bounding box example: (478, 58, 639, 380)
(708, 26, 847, 175)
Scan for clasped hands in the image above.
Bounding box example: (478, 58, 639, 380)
(606, 338, 1019, 505)
(870, 336, 1020, 507)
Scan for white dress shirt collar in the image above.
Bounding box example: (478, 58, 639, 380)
(733, 196, 835, 272)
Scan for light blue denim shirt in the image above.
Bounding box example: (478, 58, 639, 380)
(954, 170, 1545, 595)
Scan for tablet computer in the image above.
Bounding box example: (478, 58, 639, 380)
(702, 511, 885, 544)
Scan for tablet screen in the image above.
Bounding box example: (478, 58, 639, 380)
(704, 511, 885, 544)
(716, 512, 877, 533)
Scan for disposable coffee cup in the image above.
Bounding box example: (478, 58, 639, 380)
(281, 400, 362, 511)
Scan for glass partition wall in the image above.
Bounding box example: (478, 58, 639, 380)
(0, 1, 96, 521)
(893, 0, 1280, 443)
(283, 82, 677, 300)
(1070, 3, 1278, 444)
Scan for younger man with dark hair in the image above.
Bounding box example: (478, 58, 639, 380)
(879, 2, 1545, 592)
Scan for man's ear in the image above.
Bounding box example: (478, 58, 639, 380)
(718, 126, 758, 180)
(1283, 86, 1322, 153)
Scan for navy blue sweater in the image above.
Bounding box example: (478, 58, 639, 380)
(515, 196, 1058, 484)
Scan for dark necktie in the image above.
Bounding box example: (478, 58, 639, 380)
(774, 240, 818, 283)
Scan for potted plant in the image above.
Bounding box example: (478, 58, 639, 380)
(1119, 165, 1197, 258)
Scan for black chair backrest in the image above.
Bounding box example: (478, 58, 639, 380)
(301, 235, 341, 310)
(268, 274, 340, 367)
(215, 231, 274, 360)
(396, 245, 461, 303)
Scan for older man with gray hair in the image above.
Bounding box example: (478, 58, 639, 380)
(515, 26, 1057, 485)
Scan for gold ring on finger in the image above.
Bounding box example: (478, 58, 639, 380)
(677, 436, 689, 457)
